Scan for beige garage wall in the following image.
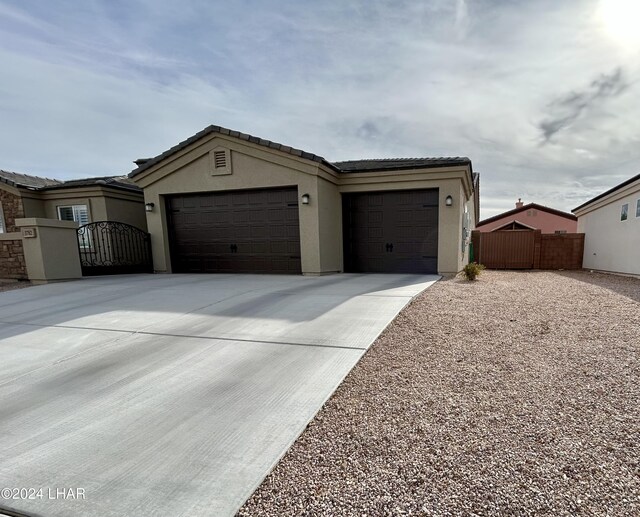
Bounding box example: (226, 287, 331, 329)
(133, 133, 476, 276)
(316, 176, 343, 274)
(337, 172, 473, 275)
(137, 136, 328, 274)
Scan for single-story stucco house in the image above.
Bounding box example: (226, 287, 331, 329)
(476, 199, 577, 233)
(572, 172, 640, 277)
(0, 170, 146, 279)
(129, 125, 479, 276)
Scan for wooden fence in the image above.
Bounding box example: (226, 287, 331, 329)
(471, 230, 584, 270)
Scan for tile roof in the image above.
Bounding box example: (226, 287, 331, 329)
(332, 157, 472, 172)
(0, 169, 61, 189)
(477, 203, 577, 227)
(42, 175, 142, 192)
(130, 125, 339, 177)
(128, 124, 474, 178)
(0, 170, 141, 193)
(572, 172, 640, 213)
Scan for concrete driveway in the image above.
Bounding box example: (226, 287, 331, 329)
(0, 273, 437, 517)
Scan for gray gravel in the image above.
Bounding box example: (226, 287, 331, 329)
(0, 280, 31, 293)
(238, 270, 640, 516)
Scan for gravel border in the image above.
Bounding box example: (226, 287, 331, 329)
(238, 270, 639, 516)
(0, 281, 31, 293)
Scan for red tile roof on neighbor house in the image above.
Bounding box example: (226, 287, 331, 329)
(477, 202, 577, 228)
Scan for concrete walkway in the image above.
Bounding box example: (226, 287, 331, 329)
(0, 273, 437, 517)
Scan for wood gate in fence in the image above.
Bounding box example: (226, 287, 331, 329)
(471, 230, 584, 270)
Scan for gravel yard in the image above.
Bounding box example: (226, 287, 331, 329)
(0, 280, 30, 293)
(238, 270, 639, 516)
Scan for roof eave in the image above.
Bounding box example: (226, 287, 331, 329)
(572, 173, 640, 213)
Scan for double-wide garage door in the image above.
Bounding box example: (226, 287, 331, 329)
(343, 189, 439, 274)
(168, 187, 301, 274)
(168, 187, 438, 275)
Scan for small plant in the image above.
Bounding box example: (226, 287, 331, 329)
(462, 262, 485, 281)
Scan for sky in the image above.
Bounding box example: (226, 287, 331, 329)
(0, 0, 639, 219)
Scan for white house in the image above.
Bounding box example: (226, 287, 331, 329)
(572, 173, 640, 277)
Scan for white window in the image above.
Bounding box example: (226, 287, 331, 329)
(57, 205, 89, 226)
(636, 199, 640, 218)
(0, 202, 5, 233)
(621, 203, 629, 221)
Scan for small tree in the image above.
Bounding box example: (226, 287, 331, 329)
(462, 262, 485, 281)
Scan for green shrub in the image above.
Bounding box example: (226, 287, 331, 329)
(462, 262, 485, 281)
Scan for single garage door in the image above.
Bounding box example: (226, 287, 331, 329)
(167, 187, 301, 274)
(343, 189, 439, 273)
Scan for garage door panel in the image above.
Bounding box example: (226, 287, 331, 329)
(343, 189, 439, 274)
(214, 194, 231, 207)
(203, 210, 231, 225)
(285, 226, 299, 238)
(285, 210, 299, 222)
(168, 187, 301, 274)
(368, 227, 383, 238)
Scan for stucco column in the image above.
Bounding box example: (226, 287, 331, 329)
(15, 218, 82, 282)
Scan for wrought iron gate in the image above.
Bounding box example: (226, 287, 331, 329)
(77, 221, 153, 276)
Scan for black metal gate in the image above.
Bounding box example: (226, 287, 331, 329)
(77, 221, 153, 276)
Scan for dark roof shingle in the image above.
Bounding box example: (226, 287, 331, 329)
(332, 157, 472, 173)
(128, 124, 474, 178)
(42, 176, 141, 192)
(0, 170, 141, 193)
(0, 170, 61, 189)
(129, 125, 338, 177)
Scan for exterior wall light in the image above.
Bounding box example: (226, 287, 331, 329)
(301, 193, 310, 205)
(445, 195, 453, 207)
(145, 202, 155, 212)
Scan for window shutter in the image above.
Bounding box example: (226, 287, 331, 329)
(74, 206, 89, 226)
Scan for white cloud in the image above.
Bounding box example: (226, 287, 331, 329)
(0, 0, 638, 218)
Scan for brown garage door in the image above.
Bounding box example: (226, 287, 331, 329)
(167, 187, 301, 274)
(343, 189, 438, 273)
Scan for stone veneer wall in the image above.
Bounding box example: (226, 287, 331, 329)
(0, 189, 27, 279)
(0, 239, 27, 279)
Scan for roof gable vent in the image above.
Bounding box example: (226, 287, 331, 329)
(213, 150, 226, 169)
(210, 147, 232, 176)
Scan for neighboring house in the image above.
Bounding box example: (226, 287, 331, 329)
(572, 173, 640, 276)
(0, 170, 146, 279)
(476, 199, 577, 233)
(129, 124, 479, 275)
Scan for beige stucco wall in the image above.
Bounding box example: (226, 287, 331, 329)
(133, 133, 475, 275)
(20, 195, 46, 218)
(135, 135, 325, 273)
(42, 194, 108, 222)
(104, 195, 147, 230)
(316, 175, 343, 274)
(15, 218, 82, 282)
(575, 179, 640, 276)
(338, 174, 473, 274)
(36, 188, 145, 229)
(4, 187, 145, 229)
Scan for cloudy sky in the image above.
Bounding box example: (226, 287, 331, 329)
(1, 0, 638, 218)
